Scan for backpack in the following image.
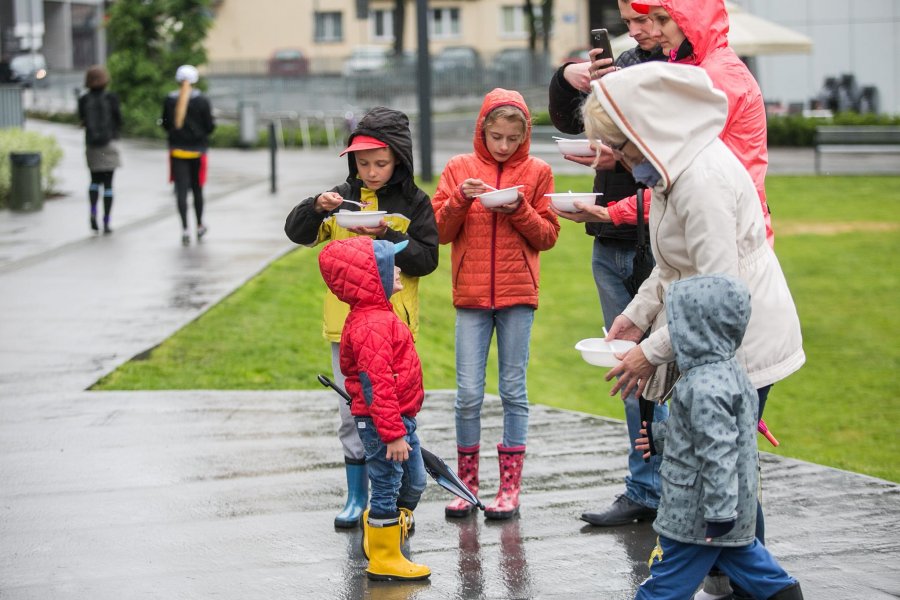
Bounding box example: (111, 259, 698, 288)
(83, 92, 114, 147)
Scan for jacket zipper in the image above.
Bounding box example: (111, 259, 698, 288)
(490, 165, 503, 308)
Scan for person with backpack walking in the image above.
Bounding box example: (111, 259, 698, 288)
(161, 65, 215, 245)
(77, 65, 121, 234)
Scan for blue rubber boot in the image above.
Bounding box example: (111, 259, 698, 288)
(334, 459, 368, 529)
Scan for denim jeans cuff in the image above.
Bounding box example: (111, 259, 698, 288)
(368, 510, 401, 522)
(624, 489, 659, 510)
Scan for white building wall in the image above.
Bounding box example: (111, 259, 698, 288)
(744, 0, 900, 114)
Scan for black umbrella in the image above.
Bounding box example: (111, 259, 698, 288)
(421, 447, 485, 511)
(639, 395, 657, 463)
(316, 374, 485, 510)
(317, 373, 351, 405)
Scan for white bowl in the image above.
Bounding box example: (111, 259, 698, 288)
(555, 139, 594, 157)
(575, 338, 637, 367)
(335, 210, 387, 228)
(546, 192, 602, 212)
(477, 185, 524, 208)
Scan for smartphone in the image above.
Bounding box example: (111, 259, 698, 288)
(590, 28, 615, 64)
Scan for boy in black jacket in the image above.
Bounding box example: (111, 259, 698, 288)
(284, 106, 438, 530)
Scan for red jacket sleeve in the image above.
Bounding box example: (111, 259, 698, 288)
(606, 192, 651, 227)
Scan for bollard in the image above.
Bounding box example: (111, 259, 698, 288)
(269, 121, 277, 194)
(8, 152, 43, 211)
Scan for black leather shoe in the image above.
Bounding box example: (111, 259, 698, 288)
(581, 495, 657, 526)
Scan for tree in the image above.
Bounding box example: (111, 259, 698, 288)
(393, 0, 406, 57)
(106, 0, 212, 137)
(524, 0, 554, 54)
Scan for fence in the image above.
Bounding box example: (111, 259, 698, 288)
(0, 85, 25, 128)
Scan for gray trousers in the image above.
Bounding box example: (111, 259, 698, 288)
(331, 342, 365, 460)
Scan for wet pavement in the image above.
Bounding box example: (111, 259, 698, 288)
(1, 121, 899, 599)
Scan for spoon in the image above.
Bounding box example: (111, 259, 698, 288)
(602, 326, 609, 339)
(341, 199, 369, 208)
(552, 136, 572, 141)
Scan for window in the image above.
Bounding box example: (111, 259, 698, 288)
(500, 5, 546, 37)
(372, 9, 394, 41)
(315, 11, 343, 42)
(429, 7, 460, 39)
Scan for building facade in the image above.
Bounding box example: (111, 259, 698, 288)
(0, 0, 105, 69)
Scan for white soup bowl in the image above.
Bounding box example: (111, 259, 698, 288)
(546, 192, 602, 212)
(555, 139, 594, 157)
(575, 338, 637, 367)
(477, 185, 523, 208)
(335, 210, 387, 228)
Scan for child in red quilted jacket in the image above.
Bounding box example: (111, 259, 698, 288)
(431, 88, 559, 520)
(318, 236, 430, 581)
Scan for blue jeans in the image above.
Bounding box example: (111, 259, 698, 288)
(355, 415, 426, 518)
(635, 536, 795, 600)
(592, 237, 639, 332)
(455, 306, 534, 448)
(625, 393, 667, 509)
(593, 238, 664, 508)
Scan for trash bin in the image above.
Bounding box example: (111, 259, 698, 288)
(8, 152, 43, 212)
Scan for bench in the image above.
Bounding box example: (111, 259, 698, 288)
(814, 126, 900, 174)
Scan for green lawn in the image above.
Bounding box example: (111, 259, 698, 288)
(95, 175, 900, 483)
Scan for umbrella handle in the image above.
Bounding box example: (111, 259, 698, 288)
(317, 374, 352, 406)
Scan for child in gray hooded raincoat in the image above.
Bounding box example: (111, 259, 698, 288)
(634, 274, 802, 600)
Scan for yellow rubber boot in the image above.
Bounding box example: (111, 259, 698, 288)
(365, 517, 430, 581)
(364, 508, 413, 559)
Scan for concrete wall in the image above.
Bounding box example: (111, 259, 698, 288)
(746, 0, 900, 114)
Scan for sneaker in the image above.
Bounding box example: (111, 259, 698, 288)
(90, 215, 99, 232)
(580, 495, 657, 527)
(181, 230, 190, 246)
(197, 224, 208, 240)
(103, 223, 113, 235)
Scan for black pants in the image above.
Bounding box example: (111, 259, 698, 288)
(171, 157, 204, 230)
(89, 170, 114, 221)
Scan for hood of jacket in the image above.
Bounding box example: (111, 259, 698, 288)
(666, 274, 750, 373)
(318, 237, 395, 312)
(345, 106, 415, 189)
(472, 88, 533, 168)
(659, 0, 729, 65)
(591, 61, 727, 192)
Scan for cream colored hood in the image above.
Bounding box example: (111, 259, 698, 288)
(590, 62, 728, 192)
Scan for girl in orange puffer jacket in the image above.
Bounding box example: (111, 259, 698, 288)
(432, 88, 559, 521)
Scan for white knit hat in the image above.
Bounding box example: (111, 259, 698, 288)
(175, 65, 199, 84)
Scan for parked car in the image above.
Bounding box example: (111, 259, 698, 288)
(268, 49, 309, 77)
(432, 45, 482, 93)
(490, 48, 548, 87)
(342, 46, 391, 77)
(10, 53, 48, 87)
(560, 47, 591, 65)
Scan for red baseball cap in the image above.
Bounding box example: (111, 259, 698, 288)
(631, 0, 664, 14)
(339, 134, 389, 156)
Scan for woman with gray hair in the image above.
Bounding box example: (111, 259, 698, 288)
(585, 61, 803, 408)
(161, 65, 215, 245)
(583, 61, 805, 599)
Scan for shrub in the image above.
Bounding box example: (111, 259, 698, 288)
(767, 112, 900, 147)
(0, 129, 64, 209)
